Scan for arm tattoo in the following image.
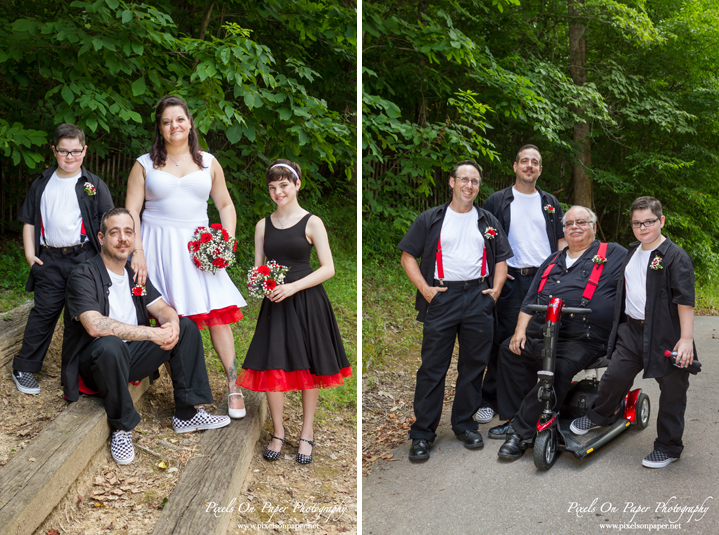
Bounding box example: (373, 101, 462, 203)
(80, 311, 156, 342)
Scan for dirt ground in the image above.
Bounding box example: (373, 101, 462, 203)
(1, 325, 357, 535)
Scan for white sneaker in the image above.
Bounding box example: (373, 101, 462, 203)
(173, 407, 231, 433)
(642, 450, 678, 468)
(474, 407, 495, 424)
(110, 430, 135, 465)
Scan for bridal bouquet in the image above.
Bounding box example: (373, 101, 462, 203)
(246, 261, 289, 298)
(187, 224, 237, 274)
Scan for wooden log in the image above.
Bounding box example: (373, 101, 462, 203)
(152, 390, 268, 535)
(0, 378, 151, 535)
(0, 301, 34, 371)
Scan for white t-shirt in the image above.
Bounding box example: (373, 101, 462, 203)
(107, 269, 139, 338)
(624, 247, 652, 320)
(507, 188, 552, 268)
(40, 171, 83, 247)
(434, 206, 484, 281)
(565, 253, 580, 269)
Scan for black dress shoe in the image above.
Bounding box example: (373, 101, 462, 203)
(455, 429, 484, 449)
(488, 420, 513, 439)
(497, 433, 525, 460)
(409, 439, 430, 461)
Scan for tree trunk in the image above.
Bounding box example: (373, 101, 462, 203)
(568, 0, 592, 208)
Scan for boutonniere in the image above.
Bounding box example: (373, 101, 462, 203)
(650, 256, 663, 270)
(132, 283, 146, 296)
(592, 254, 606, 265)
(484, 227, 497, 240)
(544, 204, 555, 214)
(83, 182, 96, 196)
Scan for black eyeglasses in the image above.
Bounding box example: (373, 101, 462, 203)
(56, 149, 85, 157)
(630, 218, 660, 229)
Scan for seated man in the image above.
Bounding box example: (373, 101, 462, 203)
(64, 207, 229, 465)
(490, 206, 627, 460)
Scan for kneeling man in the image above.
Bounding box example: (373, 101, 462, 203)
(491, 206, 626, 460)
(64, 207, 229, 465)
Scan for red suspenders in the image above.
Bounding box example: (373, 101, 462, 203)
(436, 235, 488, 282)
(537, 242, 608, 306)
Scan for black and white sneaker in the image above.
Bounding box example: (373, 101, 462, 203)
(110, 430, 135, 465)
(642, 450, 678, 469)
(474, 407, 495, 424)
(12, 370, 40, 395)
(173, 407, 231, 433)
(570, 415, 601, 435)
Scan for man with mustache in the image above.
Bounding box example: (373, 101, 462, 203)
(489, 206, 627, 460)
(63, 207, 229, 465)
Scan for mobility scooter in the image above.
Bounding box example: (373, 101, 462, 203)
(526, 298, 650, 471)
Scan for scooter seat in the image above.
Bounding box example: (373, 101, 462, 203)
(583, 357, 610, 369)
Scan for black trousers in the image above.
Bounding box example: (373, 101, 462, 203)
(497, 332, 604, 439)
(14, 245, 94, 373)
(78, 317, 213, 431)
(586, 321, 689, 458)
(480, 271, 535, 411)
(409, 280, 494, 442)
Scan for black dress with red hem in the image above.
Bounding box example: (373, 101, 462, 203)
(239, 213, 351, 392)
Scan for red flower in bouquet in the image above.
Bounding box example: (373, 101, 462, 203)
(264, 279, 277, 291)
(257, 265, 270, 276)
(221, 229, 230, 242)
(187, 240, 200, 253)
(212, 258, 228, 268)
(210, 223, 223, 229)
(192, 256, 202, 268)
(200, 232, 213, 243)
(233, 241, 237, 252)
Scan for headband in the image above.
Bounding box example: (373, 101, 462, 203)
(270, 163, 300, 182)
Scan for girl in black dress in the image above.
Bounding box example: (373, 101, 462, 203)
(238, 159, 351, 464)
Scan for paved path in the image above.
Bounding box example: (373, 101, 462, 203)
(363, 317, 719, 534)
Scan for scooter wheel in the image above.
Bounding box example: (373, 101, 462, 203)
(534, 428, 559, 471)
(636, 392, 651, 429)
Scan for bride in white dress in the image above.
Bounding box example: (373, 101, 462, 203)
(125, 95, 247, 418)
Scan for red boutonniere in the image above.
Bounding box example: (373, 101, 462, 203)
(593, 255, 606, 265)
(650, 256, 663, 270)
(84, 182, 96, 196)
(484, 227, 497, 240)
(544, 204, 555, 214)
(132, 283, 146, 297)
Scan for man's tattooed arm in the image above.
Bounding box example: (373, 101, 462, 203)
(79, 311, 169, 346)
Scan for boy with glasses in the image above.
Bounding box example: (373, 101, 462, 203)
(12, 123, 113, 396)
(570, 196, 698, 468)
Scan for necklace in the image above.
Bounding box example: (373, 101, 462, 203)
(276, 212, 303, 228)
(167, 153, 189, 166)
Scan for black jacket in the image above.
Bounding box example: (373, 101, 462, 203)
(18, 164, 114, 291)
(63, 254, 162, 401)
(398, 201, 514, 322)
(606, 237, 697, 378)
(482, 185, 565, 254)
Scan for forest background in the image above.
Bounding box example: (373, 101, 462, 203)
(0, 0, 357, 409)
(363, 0, 719, 373)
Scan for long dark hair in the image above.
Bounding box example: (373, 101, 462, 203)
(149, 95, 204, 169)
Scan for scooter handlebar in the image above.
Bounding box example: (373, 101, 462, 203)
(527, 304, 593, 315)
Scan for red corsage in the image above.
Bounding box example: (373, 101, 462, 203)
(484, 227, 497, 240)
(132, 283, 146, 297)
(544, 204, 555, 214)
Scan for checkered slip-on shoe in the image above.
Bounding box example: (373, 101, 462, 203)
(474, 407, 495, 424)
(12, 370, 40, 395)
(642, 450, 678, 469)
(570, 415, 601, 436)
(173, 407, 231, 433)
(110, 430, 135, 465)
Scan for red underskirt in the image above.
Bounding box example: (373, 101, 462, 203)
(78, 375, 142, 396)
(183, 305, 243, 330)
(237, 366, 353, 392)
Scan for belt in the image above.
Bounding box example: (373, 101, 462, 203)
(508, 266, 539, 276)
(433, 277, 485, 288)
(41, 243, 85, 256)
(626, 316, 645, 326)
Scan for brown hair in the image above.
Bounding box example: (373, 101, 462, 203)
(449, 160, 482, 180)
(100, 207, 134, 235)
(515, 144, 542, 165)
(630, 196, 663, 219)
(266, 159, 302, 185)
(149, 95, 203, 169)
(53, 123, 85, 147)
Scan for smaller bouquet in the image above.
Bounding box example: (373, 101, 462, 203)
(246, 261, 289, 298)
(187, 223, 237, 274)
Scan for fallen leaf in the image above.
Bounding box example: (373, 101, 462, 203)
(28, 458, 35, 462)
(94, 476, 105, 486)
